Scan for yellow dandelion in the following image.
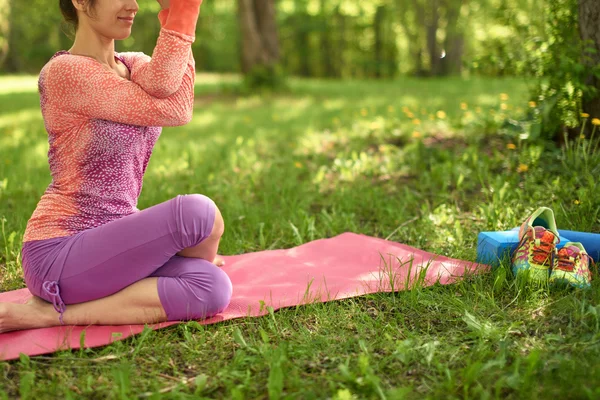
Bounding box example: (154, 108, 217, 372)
(476, 107, 482, 114)
(406, 112, 415, 119)
(507, 143, 516, 150)
(517, 164, 529, 173)
(574, 199, 581, 205)
(580, 134, 586, 139)
(464, 111, 473, 119)
(412, 131, 422, 138)
(528, 101, 537, 108)
(412, 119, 421, 125)
(361, 108, 368, 117)
(294, 162, 303, 168)
(500, 103, 508, 110)
(581, 113, 590, 118)
(402, 106, 410, 113)
(388, 106, 395, 113)
(592, 118, 600, 126)
(460, 102, 468, 110)
(500, 93, 509, 101)
(436, 110, 447, 119)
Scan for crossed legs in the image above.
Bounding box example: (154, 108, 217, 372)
(0, 195, 231, 333)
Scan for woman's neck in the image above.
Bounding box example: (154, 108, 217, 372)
(68, 25, 117, 68)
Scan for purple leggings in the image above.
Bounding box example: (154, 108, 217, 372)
(21, 194, 232, 323)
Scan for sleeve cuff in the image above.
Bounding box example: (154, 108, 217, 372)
(163, 0, 202, 37)
(158, 9, 170, 27)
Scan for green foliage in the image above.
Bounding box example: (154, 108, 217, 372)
(241, 64, 288, 93)
(527, 0, 600, 139)
(0, 0, 562, 80)
(469, 0, 546, 77)
(3, 0, 68, 72)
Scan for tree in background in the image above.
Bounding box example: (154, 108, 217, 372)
(0, 0, 9, 68)
(0, 0, 545, 80)
(1, 0, 68, 73)
(395, 0, 469, 76)
(237, 0, 283, 89)
(440, 0, 467, 76)
(579, 0, 600, 120)
(529, 0, 600, 139)
(1, 0, 593, 101)
(373, 3, 398, 78)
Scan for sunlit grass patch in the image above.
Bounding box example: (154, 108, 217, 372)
(0, 75, 599, 398)
(0, 76, 39, 95)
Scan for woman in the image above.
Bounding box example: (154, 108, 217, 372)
(0, 0, 232, 333)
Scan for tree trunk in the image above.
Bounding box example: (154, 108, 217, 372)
(426, 0, 441, 76)
(294, 12, 311, 76)
(579, 0, 600, 119)
(374, 5, 385, 78)
(294, 0, 311, 77)
(237, 0, 280, 74)
(0, 0, 11, 70)
(440, 0, 465, 76)
(400, 0, 426, 76)
(320, 0, 335, 77)
(335, 7, 347, 78)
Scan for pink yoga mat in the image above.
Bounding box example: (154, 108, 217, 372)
(0, 233, 489, 361)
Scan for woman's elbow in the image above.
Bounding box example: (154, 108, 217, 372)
(182, 108, 194, 125)
(169, 106, 193, 126)
(146, 85, 178, 99)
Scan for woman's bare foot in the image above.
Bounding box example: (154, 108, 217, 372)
(213, 255, 225, 267)
(0, 299, 59, 333)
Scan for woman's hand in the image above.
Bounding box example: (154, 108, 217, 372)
(157, 0, 170, 10)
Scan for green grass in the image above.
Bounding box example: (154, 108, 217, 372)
(1, 73, 599, 399)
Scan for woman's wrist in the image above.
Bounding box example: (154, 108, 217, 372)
(163, 0, 202, 37)
(158, 8, 170, 27)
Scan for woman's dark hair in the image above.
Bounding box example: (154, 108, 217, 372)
(59, 0, 97, 30)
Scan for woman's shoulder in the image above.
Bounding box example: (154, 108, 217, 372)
(41, 51, 99, 77)
(37, 52, 113, 103)
(39, 51, 109, 90)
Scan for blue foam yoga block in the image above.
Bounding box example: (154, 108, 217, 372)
(557, 230, 600, 262)
(476, 230, 571, 267)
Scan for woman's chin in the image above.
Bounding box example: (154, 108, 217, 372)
(114, 30, 132, 41)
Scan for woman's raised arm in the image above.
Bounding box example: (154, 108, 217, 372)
(41, 54, 195, 127)
(122, 0, 202, 98)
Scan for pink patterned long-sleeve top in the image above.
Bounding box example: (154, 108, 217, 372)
(23, 2, 202, 243)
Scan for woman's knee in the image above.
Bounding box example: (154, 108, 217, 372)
(178, 194, 224, 245)
(177, 264, 232, 320)
(204, 266, 232, 317)
(210, 206, 225, 240)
